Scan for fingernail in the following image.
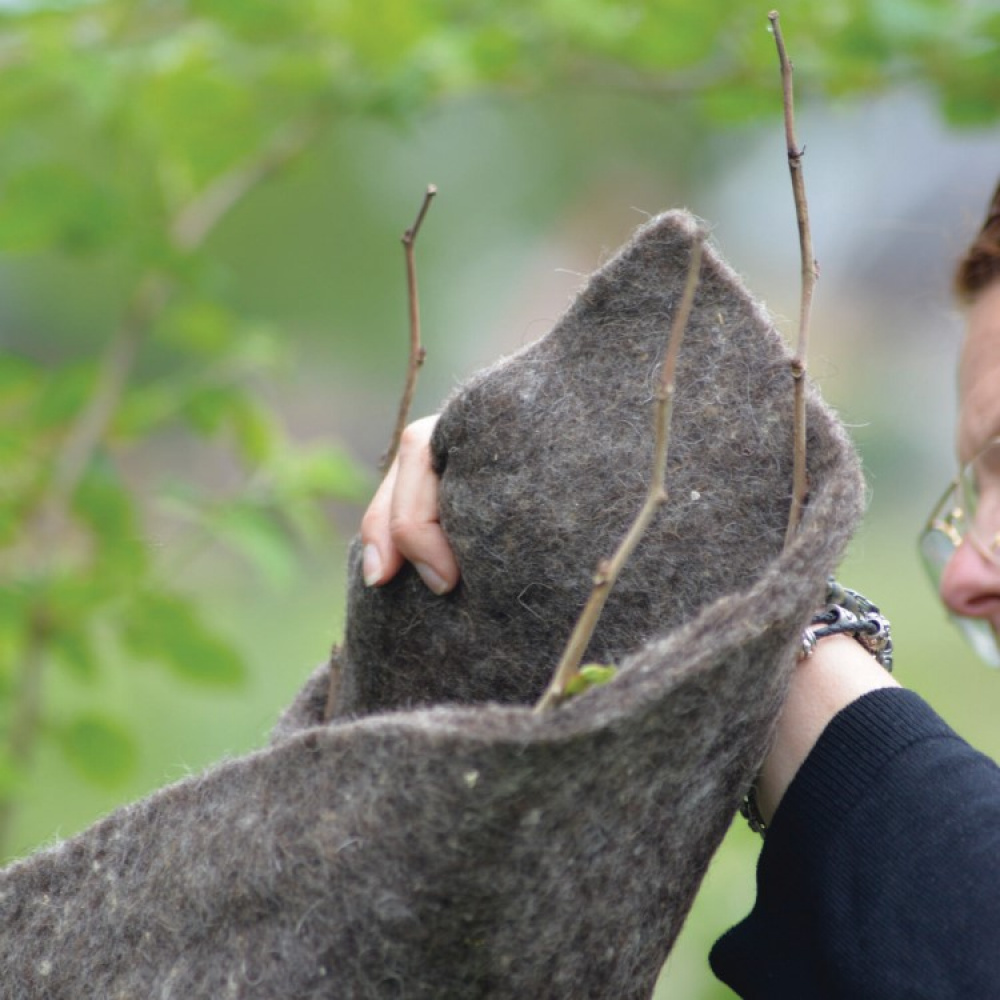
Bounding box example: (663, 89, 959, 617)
(415, 562, 450, 596)
(362, 544, 382, 587)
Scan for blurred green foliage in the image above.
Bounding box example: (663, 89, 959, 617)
(0, 2, 998, 993)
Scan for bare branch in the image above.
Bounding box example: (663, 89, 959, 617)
(769, 10, 816, 547)
(535, 231, 706, 713)
(381, 184, 438, 476)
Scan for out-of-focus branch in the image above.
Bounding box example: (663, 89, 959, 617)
(3, 113, 326, 859)
(39, 113, 325, 530)
(535, 231, 706, 713)
(769, 10, 817, 548)
(170, 116, 323, 252)
(44, 274, 170, 515)
(381, 184, 437, 477)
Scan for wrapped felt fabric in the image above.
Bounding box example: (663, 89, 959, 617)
(1, 211, 863, 999)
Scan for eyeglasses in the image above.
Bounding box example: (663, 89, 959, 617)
(919, 436, 1000, 668)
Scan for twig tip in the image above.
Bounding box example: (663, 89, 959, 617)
(401, 184, 438, 247)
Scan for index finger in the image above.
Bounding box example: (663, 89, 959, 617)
(359, 415, 459, 594)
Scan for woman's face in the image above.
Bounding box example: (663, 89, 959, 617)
(938, 279, 1000, 631)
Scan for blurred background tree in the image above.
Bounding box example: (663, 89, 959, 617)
(0, 2, 998, 996)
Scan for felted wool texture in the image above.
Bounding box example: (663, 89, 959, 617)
(332, 209, 830, 716)
(0, 210, 865, 1000)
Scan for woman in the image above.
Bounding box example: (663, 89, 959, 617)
(360, 182, 1000, 997)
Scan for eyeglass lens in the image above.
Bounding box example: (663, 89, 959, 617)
(920, 437, 1000, 668)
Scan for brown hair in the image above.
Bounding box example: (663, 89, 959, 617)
(954, 178, 1000, 302)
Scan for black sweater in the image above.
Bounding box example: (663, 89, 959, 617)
(710, 688, 1000, 999)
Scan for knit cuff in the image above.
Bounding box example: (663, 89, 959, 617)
(766, 687, 957, 847)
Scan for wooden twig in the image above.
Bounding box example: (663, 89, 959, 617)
(769, 10, 817, 548)
(381, 184, 437, 477)
(534, 231, 706, 713)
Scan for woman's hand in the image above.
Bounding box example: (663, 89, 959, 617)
(359, 415, 460, 595)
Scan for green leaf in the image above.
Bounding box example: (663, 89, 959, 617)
(211, 502, 297, 586)
(0, 163, 122, 254)
(189, 0, 308, 41)
(133, 35, 263, 194)
(72, 458, 150, 582)
(228, 395, 279, 467)
(564, 662, 618, 697)
(56, 713, 137, 789)
(50, 628, 100, 685)
(938, 42, 1000, 127)
(179, 384, 277, 465)
(37, 570, 121, 640)
(158, 299, 237, 357)
(273, 445, 374, 504)
(113, 382, 180, 440)
(181, 383, 240, 436)
(228, 325, 288, 373)
(120, 590, 246, 687)
(31, 363, 94, 431)
(941, 88, 1000, 128)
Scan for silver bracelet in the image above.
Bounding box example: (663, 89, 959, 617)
(740, 579, 893, 836)
(799, 579, 893, 672)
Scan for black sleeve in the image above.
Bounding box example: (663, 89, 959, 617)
(710, 687, 1000, 999)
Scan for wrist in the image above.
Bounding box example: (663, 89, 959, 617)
(754, 634, 899, 827)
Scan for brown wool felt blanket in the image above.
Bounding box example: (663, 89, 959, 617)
(0, 211, 864, 999)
